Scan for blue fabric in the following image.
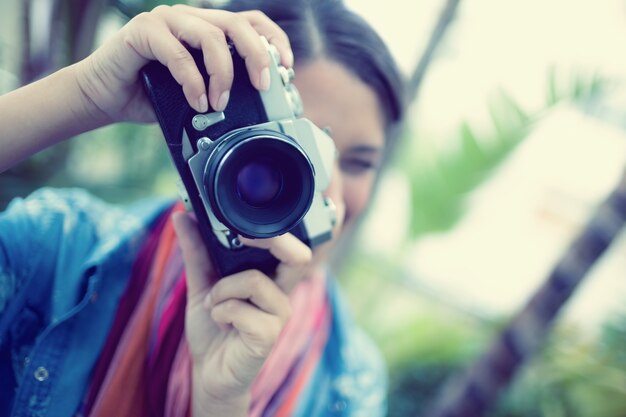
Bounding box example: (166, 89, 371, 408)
(292, 278, 388, 417)
(0, 188, 170, 417)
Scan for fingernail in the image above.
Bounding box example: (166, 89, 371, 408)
(259, 67, 270, 91)
(198, 94, 208, 113)
(216, 90, 230, 111)
(286, 50, 294, 68)
(203, 293, 212, 310)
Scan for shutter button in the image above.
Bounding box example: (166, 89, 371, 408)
(34, 367, 49, 382)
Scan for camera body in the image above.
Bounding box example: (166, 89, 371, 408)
(141, 38, 337, 278)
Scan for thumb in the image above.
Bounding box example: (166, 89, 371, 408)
(172, 211, 216, 303)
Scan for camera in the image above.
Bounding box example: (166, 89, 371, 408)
(141, 37, 337, 278)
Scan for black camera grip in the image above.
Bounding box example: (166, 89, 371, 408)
(140, 48, 305, 278)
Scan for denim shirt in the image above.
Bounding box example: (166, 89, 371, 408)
(0, 188, 170, 417)
(294, 278, 388, 417)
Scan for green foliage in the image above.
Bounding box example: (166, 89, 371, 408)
(388, 363, 461, 417)
(401, 89, 531, 238)
(0, 122, 177, 209)
(337, 249, 623, 417)
(339, 250, 494, 370)
(63, 123, 177, 202)
(485, 318, 626, 417)
(546, 67, 607, 107)
(600, 311, 626, 369)
(401, 70, 607, 240)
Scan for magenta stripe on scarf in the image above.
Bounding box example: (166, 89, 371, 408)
(250, 271, 329, 417)
(148, 246, 184, 363)
(165, 337, 192, 417)
(79, 209, 172, 415)
(147, 270, 188, 417)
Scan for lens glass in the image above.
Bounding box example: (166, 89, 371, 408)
(204, 130, 315, 238)
(236, 161, 282, 207)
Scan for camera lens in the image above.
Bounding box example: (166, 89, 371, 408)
(236, 161, 282, 207)
(204, 129, 315, 238)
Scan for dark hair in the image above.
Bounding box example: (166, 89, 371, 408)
(217, 0, 405, 133)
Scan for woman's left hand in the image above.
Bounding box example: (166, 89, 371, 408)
(172, 163, 345, 417)
(172, 213, 313, 417)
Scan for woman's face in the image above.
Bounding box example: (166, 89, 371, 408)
(294, 59, 386, 233)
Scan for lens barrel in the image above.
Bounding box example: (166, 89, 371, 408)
(204, 129, 315, 238)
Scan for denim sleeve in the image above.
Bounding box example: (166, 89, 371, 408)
(0, 192, 49, 316)
(0, 188, 99, 317)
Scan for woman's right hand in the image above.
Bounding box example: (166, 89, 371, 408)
(172, 214, 310, 417)
(172, 166, 345, 417)
(75, 4, 294, 124)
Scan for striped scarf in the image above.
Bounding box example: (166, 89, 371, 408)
(77, 204, 332, 417)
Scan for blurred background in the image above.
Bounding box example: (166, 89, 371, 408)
(1, 0, 626, 416)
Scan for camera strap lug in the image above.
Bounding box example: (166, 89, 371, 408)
(176, 179, 193, 212)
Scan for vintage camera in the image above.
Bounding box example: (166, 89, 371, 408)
(141, 37, 337, 278)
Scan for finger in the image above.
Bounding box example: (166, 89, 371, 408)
(238, 234, 312, 267)
(273, 263, 311, 295)
(239, 10, 294, 67)
(239, 234, 312, 293)
(172, 211, 216, 301)
(171, 7, 271, 91)
(126, 12, 207, 112)
(155, 7, 233, 111)
(211, 299, 284, 355)
(207, 270, 291, 321)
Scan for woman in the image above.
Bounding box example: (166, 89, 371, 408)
(0, 0, 404, 416)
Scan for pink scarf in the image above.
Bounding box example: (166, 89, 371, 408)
(80, 205, 331, 417)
